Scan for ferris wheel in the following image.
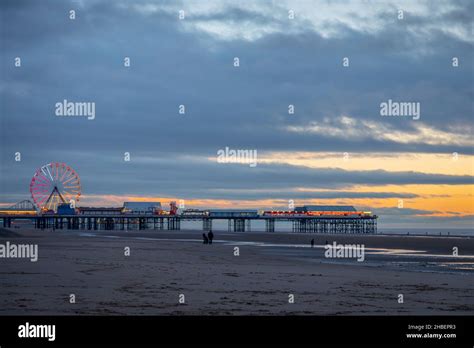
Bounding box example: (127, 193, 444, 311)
(29, 163, 81, 212)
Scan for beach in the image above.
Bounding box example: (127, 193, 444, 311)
(1, 228, 473, 315)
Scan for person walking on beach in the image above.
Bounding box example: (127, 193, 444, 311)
(208, 231, 214, 244)
(202, 233, 209, 244)
(310, 239, 314, 248)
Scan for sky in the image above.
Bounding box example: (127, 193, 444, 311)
(0, 0, 473, 229)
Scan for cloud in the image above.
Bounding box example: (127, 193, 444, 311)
(286, 116, 474, 147)
(125, 0, 473, 44)
(257, 152, 474, 176)
(2, 156, 472, 200)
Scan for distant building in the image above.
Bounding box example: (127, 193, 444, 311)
(182, 209, 209, 217)
(295, 205, 357, 212)
(208, 209, 258, 218)
(123, 202, 162, 215)
(57, 203, 76, 215)
(77, 207, 123, 215)
(292, 205, 374, 217)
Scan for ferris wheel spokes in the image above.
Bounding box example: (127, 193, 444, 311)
(30, 163, 82, 212)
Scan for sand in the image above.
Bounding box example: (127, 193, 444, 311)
(0, 228, 473, 315)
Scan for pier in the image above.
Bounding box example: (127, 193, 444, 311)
(0, 213, 377, 234)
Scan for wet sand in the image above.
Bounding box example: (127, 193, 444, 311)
(0, 228, 473, 315)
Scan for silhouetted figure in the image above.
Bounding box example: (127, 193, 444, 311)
(202, 233, 209, 244)
(208, 231, 214, 244)
(325, 240, 328, 245)
(310, 239, 314, 248)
